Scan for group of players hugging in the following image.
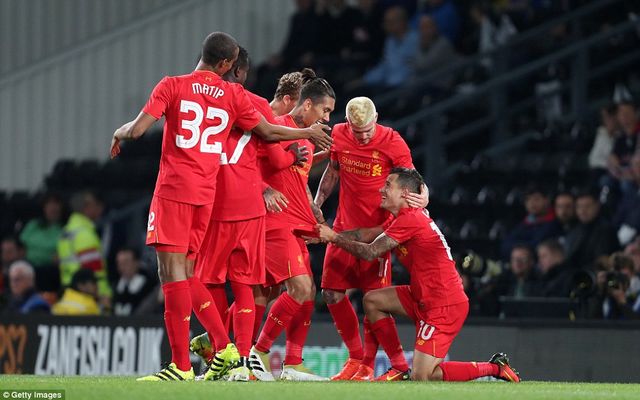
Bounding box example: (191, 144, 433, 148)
(111, 32, 520, 383)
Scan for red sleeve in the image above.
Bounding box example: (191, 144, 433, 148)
(234, 86, 262, 131)
(252, 95, 277, 124)
(391, 131, 414, 168)
(384, 213, 418, 244)
(142, 76, 173, 119)
(264, 143, 296, 169)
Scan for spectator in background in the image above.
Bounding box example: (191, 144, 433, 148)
(57, 190, 111, 302)
(611, 252, 640, 299)
(254, 0, 322, 96)
(624, 237, 640, 279)
(355, 6, 419, 90)
(1, 236, 26, 295)
(607, 101, 640, 193)
(52, 269, 100, 315)
(536, 239, 572, 297)
(113, 247, 155, 316)
(316, 0, 362, 60)
(613, 153, 640, 246)
(565, 191, 619, 270)
(4, 261, 50, 314)
(553, 192, 576, 243)
(501, 185, 558, 260)
(412, 14, 461, 89)
(589, 104, 619, 178)
(495, 245, 541, 299)
(414, 0, 459, 43)
(349, 0, 386, 70)
(19, 193, 65, 292)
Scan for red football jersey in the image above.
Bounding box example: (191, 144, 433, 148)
(384, 208, 468, 309)
(330, 123, 413, 231)
(142, 70, 261, 205)
(211, 91, 279, 221)
(261, 114, 316, 231)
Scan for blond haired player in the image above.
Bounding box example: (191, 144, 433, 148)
(314, 97, 426, 380)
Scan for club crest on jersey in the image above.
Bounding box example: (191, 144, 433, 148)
(372, 150, 380, 159)
(372, 164, 382, 177)
(397, 245, 408, 257)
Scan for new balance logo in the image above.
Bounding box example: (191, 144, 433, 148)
(183, 316, 191, 322)
(238, 308, 253, 314)
(200, 301, 211, 311)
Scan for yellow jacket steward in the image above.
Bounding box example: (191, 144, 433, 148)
(52, 288, 100, 315)
(57, 212, 111, 297)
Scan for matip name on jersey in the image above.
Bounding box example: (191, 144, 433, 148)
(34, 324, 164, 375)
(191, 83, 225, 98)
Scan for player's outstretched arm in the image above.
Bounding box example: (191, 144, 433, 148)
(253, 117, 332, 150)
(316, 225, 396, 261)
(314, 160, 339, 208)
(110, 112, 157, 158)
(338, 226, 384, 243)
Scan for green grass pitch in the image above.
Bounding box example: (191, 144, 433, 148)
(1, 376, 639, 400)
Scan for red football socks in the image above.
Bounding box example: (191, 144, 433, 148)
(371, 317, 409, 372)
(189, 277, 230, 352)
(230, 281, 255, 357)
(327, 296, 364, 361)
(439, 361, 499, 381)
(255, 292, 302, 353)
(361, 317, 378, 368)
(253, 304, 266, 343)
(225, 302, 235, 334)
(284, 301, 314, 365)
(206, 283, 229, 316)
(162, 280, 192, 371)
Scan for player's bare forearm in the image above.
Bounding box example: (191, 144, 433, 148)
(339, 226, 384, 243)
(306, 185, 326, 224)
(333, 233, 398, 261)
(114, 112, 157, 140)
(314, 160, 339, 208)
(312, 149, 330, 165)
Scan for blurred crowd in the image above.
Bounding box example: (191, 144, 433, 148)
(2, 0, 639, 321)
(457, 99, 640, 320)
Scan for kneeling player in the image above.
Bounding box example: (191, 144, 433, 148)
(314, 168, 520, 382)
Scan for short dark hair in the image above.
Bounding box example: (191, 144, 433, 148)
(71, 268, 97, 290)
(298, 70, 335, 105)
(575, 188, 599, 202)
(390, 167, 424, 194)
(1, 235, 24, 250)
(234, 46, 249, 71)
(538, 239, 564, 255)
(524, 183, 547, 198)
(201, 32, 238, 66)
(617, 100, 637, 111)
(512, 243, 534, 259)
(117, 246, 140, 260)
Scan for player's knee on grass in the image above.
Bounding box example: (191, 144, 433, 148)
(411, 369, 439, 381)
(322, 289, 345, 305)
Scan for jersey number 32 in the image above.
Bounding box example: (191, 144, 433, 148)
(176, 100, 229, 153)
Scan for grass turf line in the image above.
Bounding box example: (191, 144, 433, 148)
(1, 376, 639, 400)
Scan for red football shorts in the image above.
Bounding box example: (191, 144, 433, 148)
(321, 243, 391, 291)
(145, 196, 213, 259)
(396, 285, 469, 358)
(264, 228, 310, 287)
(195, 216, 266, 285)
